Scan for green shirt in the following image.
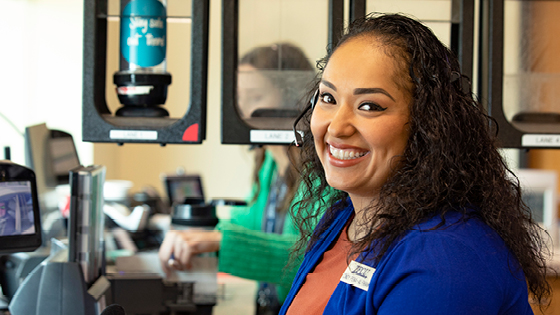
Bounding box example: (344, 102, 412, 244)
(216, 150, 299, 302)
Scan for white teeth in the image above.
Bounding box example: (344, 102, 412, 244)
(329, 146, 367, 160)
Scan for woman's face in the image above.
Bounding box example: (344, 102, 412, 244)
(237, 64, 282, 119)
(311, 37, 412, 203)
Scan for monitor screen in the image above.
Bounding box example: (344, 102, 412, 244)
(0, 161, 42, 254)
(164, 175, 204, 206)
(0, 181, 36, 236)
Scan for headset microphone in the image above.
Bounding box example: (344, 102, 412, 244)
(101, 304, 126, 315)
(293, 89, 319, 147)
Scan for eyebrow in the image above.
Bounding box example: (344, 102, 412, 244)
(321, 80, 337, 91)
(321, 80, 396, 102)
(354, 88, 396, 102)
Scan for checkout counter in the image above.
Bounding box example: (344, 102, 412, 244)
(0, 161, 253, 315)
(104, 193, 257, 315)
(104, 198, 222, 315)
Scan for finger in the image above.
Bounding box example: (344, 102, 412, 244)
(158, 232, 177, 274)
(178, 240, 193, 270)
(169, 239, 181, 271)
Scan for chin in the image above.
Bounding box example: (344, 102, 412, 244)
(325, 178, 351, 193)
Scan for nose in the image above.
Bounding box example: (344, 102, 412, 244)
(327, 103, 356, 138)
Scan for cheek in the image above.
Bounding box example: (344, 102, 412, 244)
(385, 126, 410, 158)
(395, 123, 410, 150)
(310, 112, 326, 142)
(364, 124, 409, 162)
(310, 112, 319, 137)
(310, 112, 326, 156)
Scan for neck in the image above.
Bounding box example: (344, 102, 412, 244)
(347, 194, 378, 242)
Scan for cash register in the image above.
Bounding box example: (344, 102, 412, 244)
(3, 161, 108, 315)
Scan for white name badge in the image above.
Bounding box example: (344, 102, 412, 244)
(340, 260, 376, 291)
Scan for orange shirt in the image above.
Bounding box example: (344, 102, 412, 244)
(286, 220, 357, 315)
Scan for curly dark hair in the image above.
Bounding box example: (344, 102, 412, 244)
(290, 12, 551, 305)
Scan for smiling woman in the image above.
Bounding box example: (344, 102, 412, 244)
(311, 38, 411, 205)
(282, 13, 551, 315)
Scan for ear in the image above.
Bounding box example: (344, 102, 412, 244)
(293, 90, 319, 147)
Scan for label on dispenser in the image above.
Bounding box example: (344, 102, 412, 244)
(110, 130, 158, 140)
(250, 130, 296, 143)
(522, 134, 560, 147)
(117, 86, 154, 95)
(121, 0, 167, 68)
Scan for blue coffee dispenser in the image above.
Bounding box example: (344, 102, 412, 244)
(113, 0, 172, 117)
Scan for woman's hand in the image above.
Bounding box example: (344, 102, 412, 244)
(158, 229, 222, 275)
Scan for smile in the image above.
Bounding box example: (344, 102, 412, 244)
(329, 145, 369, 160)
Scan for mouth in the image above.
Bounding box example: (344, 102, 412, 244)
(328, 144, 369, 160)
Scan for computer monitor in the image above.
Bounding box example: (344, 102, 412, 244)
(24, 124, 82, 243)
(48, 130, 81, 186)
(25, 124, 81, 189)
(67, 165, 106, 286)
(164, 175, 205, 206)
(514, 169, 559, 248)
(24, 123, 56, 200)
(0, 161, 42, 254)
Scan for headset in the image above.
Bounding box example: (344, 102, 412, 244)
(293, 89, 319, 147)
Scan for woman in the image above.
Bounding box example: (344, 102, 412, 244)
(281, 13, 550, 314)
(159, 43, 320, 314)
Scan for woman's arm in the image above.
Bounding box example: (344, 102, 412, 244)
(218, 221, 299, 287)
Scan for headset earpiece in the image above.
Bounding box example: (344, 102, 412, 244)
(292, 89, 320, 147)
(311, 89, 319, 109)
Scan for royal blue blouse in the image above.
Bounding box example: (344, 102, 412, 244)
(280, 199, 533, 315)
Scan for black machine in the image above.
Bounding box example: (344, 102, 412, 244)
(7, 164, 110, 315)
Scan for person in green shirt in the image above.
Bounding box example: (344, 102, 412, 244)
(159, 43, 317, 314)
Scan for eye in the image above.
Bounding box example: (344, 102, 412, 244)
(359, 102, 387, 112)
(320, 93, 336, 104)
